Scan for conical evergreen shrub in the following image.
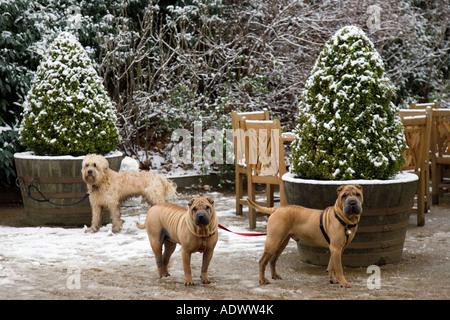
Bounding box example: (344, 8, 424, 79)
(20, 32, 119, 156)
(290, 26, 405, 180)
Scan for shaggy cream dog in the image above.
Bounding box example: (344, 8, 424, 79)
(82, 154, 177, 233)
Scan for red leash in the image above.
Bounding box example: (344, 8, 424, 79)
(218, 224, 267, 236)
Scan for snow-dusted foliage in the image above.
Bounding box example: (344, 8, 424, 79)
(1, 0, 449, 183)
(100, 0, 234, 161)
(19, 32, 119, 156)
(290, 26, 405, 180)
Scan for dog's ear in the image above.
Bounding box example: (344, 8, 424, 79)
(188, 198, 195, 207)
(354, 184, 363, 192)
(337, 185, 345, 195)
(206, 197, 214, 205)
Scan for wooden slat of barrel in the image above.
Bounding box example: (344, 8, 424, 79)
(283, 172, 418, 267)
(296, 204, 412, 267)
(14, 153, 123, 227)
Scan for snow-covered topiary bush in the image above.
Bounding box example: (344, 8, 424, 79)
(19, 32, 119, 156)
(290, 26, 405, 180)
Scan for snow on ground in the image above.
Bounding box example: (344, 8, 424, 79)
(0, 190, 271, 299)
(0, 191, 268, 268)
(1, 189, 449, 300)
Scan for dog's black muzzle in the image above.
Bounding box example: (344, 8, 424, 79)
(344, 197, 362, 215)
(195, 211, 210, 226)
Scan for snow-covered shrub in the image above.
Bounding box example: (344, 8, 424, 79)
(290, 26, 405, 180)
(19, 32, 119, 156)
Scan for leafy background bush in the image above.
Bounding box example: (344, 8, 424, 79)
(1, 0, 449, 186)
(19, 32, 119, 156)
(290, 26, 405, 180)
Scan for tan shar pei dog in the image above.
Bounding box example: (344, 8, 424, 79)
(136, 197, 218, 286)
(247, 184, 363, 287)
(82, 154, 177, 233)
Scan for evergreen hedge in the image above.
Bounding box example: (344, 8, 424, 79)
(290, 26, 405, 180)
(19, 32, 119, 156)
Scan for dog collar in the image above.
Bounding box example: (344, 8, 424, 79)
(334, 211, 358, 238)
(197, 232, 216, 253)
(319, 211, 358, 245)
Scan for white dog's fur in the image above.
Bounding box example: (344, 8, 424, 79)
(119, 157, 142, 207)
(82, 154, 177, 233)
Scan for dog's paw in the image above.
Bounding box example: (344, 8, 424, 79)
(112, 225, 122, 233)
(184, 281, 195, 286)
(201, 277, 211, 284)
(84, 227, 98, 233)
(272, 273, 283, 280)
(259, 278, 271, 285)
(329, 274, 338, 284)
(157, 269, 170, 278)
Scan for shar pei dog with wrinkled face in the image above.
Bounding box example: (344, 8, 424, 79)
(82, 154, 177, 233)
(247, 184, 363, 288)
(137, 197, 218, 286)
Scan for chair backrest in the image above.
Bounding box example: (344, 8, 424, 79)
(240, 119, 287, 178)
(431, 109, 450, 159)
(231, 109, 270, 166)
(400, 107, 432, 173)
(398, 108, 428, 119)
(409, 101, 439, 109)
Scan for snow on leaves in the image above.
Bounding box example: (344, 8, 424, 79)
(290, 26, 405, 180)
(20, 32, 119, 156)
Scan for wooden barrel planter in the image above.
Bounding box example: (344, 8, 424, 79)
(282, 172, 418, 267)
(14, 151, 123, 227)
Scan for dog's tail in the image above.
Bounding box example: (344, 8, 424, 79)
(136, 222, 146, 229)
(162, 177, 178, 201)
(246, 198, 277, 215)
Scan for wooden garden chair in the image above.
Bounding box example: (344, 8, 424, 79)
(240, 118, 288, 229)
(399, 104, 438, 207)
(399, 106, 432, 226)
(231, 109, 270, 215)
(409, 101, 439, 109)
(430, 108, 450, 205)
